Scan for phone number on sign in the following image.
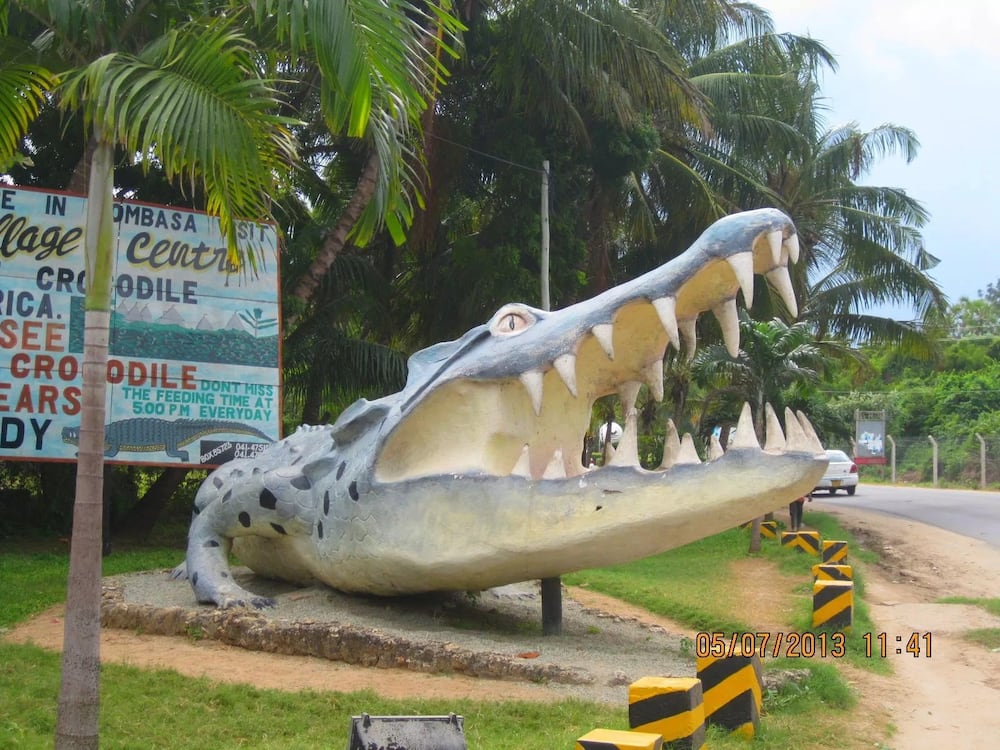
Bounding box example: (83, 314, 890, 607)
(694, 631, 847, 659)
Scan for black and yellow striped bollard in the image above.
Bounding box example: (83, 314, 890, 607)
(628, 677, 706, 750)
(696, 647, 763, 739)
(812, 563, 853, 582)
(780, 530, 821, 555)
(760, 520, 779, 539)
(575, 728, 663, 750)
(822, 539, 848, 564)
(812, 579, 854, 629)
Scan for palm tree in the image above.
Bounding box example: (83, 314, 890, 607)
(244, 0, 464, 321)
(396, 0, 709, 320)
(1, 5, 298, 747)
(693, 310, 825, 551)
(0, 34, 56, 172)
(668, 9, 946, 349)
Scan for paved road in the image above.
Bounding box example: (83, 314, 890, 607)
(810, 484, 1000, 548)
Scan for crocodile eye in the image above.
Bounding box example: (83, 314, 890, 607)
(489, 305, 536, 337)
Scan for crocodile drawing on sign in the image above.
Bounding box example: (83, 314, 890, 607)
(181, 208, 828, 608)
(61, 418, 273, 462)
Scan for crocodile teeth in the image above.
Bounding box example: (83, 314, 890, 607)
(659, 418, 681, 469)
(591, 324, 615, 360)
(727, 251, 755, 308)
(708, 434, 725, 461)
(520, 370, 544, 416)
(766, 229, 783, 266)
(676, 433, 701, 465)
(764, 403, 785, 452)
(542, 449, 567, 479)
(679, 318, 697, 359)
(609, 409, 640, 468)
(553, 353, 578, 397)
(766, 265, 797, 317)
(512, 445, 532, 478)
(642, 360, 664, 402)
(713, 298, 740, 358)
(602, 433, 616, 464)
(729, 402, 760, 449)
(652, 297, 680, 350)
(784, 407, 809, 451)
(619, 381, 641, 415)
(784, 233, 800, 264)
(795, 410, 825, 454)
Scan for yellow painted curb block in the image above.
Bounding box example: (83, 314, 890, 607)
(628, 676, 706, 750)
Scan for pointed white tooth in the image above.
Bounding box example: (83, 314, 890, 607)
(764, 403, 785, 452)
(659, 418, 681, 469)
(511, 445, 532, 478)
(730, 402, 761, 449)
(609, 410, 640, 467)
(676, 433, 702, 465)
(767, 229, 783, 266)
(553, 353, 578, 397)
(642, 360, 664, 402)
(619, 381, 641, 415)
(784, 407, 809, 451)
(679, 318, 697, 359)
(727, 251, 755, 308)
(766, 265, 798, 317)
(709, 434, 725, 461)
(520, 370, 544, 416)
(795, 410, 825, 454)
(784, 233, 800, 264)
(652, 297, 680, 350)
(542, 449, 567, 479)
(592, 324, 614, 360)
(713, 298, 740, 358)
(602, 437, 616, 464)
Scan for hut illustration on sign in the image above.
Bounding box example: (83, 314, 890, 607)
(237, 307, 278, 338)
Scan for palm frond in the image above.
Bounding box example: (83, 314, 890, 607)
(0, 37, 57, 167)
(58, 16, 300, 259)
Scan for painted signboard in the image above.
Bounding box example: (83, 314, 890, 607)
(854, 409, 886, 465)
(0, 185, 280, 467)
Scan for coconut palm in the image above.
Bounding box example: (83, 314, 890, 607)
(670, 11, 946, 350)
(1, 4, 300, 746)
(246, 0, 464, 320)
(0, 35, 56, 172)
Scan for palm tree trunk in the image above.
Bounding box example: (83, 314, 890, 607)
(287, 152, 380, 325)
(56, 138, 115, 750)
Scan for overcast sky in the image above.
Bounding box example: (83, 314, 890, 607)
(755, 0, 1000, 315)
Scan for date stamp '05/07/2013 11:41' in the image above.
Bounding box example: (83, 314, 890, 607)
(694, 631, 933, 659)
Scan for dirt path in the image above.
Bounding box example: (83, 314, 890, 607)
(815, 502, 1000, 749)
(6, 502, 1000, 748)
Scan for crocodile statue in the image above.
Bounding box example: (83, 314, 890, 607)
(61, 418, 273, 461)
(180, 208, 827, 608)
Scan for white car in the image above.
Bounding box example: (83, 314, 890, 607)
(815, 449, 859, 496)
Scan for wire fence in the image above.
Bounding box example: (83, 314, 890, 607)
(853, 433, 1000, 488)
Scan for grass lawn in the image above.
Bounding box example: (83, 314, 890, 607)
(0, 512, 889, 749)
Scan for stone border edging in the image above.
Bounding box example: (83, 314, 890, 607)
(100, 583, 595, 686)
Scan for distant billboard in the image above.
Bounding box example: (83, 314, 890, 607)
(0, 185, 280, 467)
(855, 410, 886, 465)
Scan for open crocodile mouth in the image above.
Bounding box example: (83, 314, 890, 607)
(374, 209, 816, 483)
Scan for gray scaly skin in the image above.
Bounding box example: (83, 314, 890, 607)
(180, 208, 828, 608)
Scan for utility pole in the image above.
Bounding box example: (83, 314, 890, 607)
(540, 160, 550, 311)
(539, 159, 561, 636)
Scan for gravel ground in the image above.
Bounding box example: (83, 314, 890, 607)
(107, 568, 695, 705)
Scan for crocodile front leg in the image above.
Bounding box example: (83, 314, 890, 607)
(182, 460, 319, 608)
